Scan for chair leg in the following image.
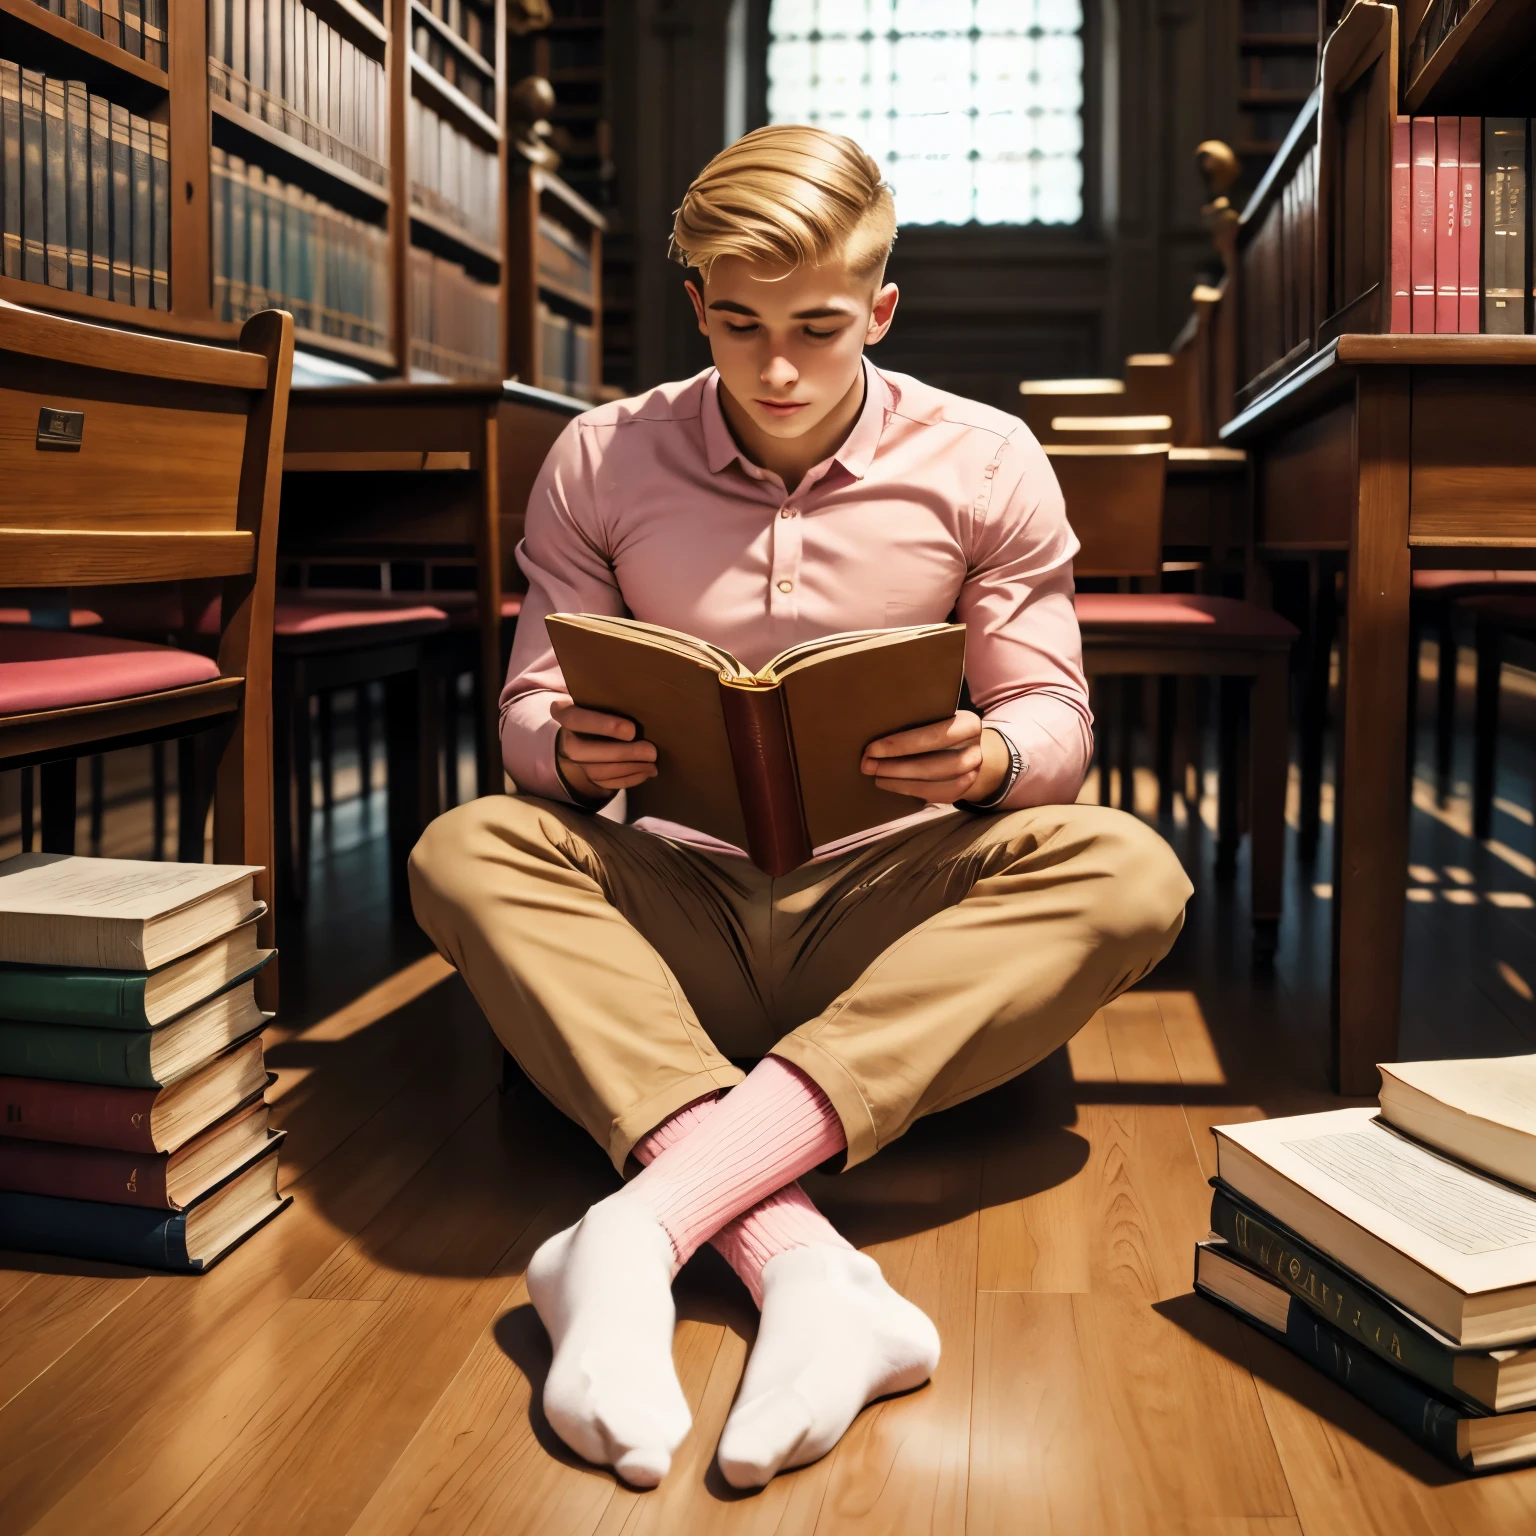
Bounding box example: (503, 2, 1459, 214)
(1216, 677, 1242, 880)
(1406, 606, 1421, 792)
(19, 767, 33, 852)
(89, 754, 104, 855)
(1297, 558, 1337, 863)
(1434, 602, 1458, 803)
(355, 682, 374, 809)
(292, 688, 314, 907)
(150, 741, 167, 858)
(1155, 677, 1177, 817)
(39, 759, 77, 854)
(1473, 619, 1501, 841)
(1249, 656, 1289, 967)
(317, 689, 335, 814)
(177, 732, 218, 862)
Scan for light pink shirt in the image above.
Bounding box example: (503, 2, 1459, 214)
(500, 361, 1093, 856)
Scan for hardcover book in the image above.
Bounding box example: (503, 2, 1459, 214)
(0, 1035, 269, 1151)
(0, 855, 263, 970)
(1, 60, 20, 280)
(1212, 1107, 1536, 1347)
(149, 118, 168, 308)
(0, 1099, 276, 1208)
(1484, 120, 1526, 334)
(64, 80, 89, 294)
(129, 111, 150, 306)
(109, 100, 132, 304)
(1458, 116, 1481, 332)
(1211, 1183, 1536, 1413)
(42, 76, 67, 289)
(547, 616, 967, 876)
(1196, 1240, 1536, 1474)
(0, 1140, 288, 1271)
(1411, 117, 1437, 333)
(88, 91, 112, 298)
(1390, 116, 1410, 333)
(1435, 116, 1460, 333)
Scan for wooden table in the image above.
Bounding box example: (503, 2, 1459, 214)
(1163, 447, 1247, 563)
(1222, 334, 1536, 1092)
(281, 380, 581, 797)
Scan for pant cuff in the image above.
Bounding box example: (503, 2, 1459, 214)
(609, 1065, 746, 1174)
(769, 1034, 881, 1171)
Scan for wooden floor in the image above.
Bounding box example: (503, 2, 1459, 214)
(4, 653, 1536, 1534)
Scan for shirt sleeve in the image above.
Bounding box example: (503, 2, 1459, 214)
(497, 417, 625, 802)
(955, 425, 1093, 809)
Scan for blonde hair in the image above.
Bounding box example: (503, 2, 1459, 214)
(669, 125, 896, 282)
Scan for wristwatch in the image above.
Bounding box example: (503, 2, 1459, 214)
(957, 730, 1022, 812)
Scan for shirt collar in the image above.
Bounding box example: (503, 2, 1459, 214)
(701, 359, 890, 484)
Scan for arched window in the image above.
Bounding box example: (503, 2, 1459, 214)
(766, 0, 1085, 227)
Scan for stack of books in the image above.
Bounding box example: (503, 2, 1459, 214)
(0, 60, 169, 308)
(29, 0, 168, 71)
(409, 96, 499, 250)
(1201, 1057, 1536, 1474)
(0, 855, 289, 1274)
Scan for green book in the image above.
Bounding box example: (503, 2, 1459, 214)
(0, 983, 268, 1088)
(1211, 1182, 1536, 1414)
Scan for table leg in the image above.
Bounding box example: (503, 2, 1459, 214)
(1330, 374, 1411, 1094)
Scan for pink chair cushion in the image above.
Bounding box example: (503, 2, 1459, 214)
(1412, 569, 1536, 593)
(189, 597, 449, 636)
(0, 607, 102, 629)
(501, 593, 523, 619)
(1074, 591, 1298, 640)
(0, 630, 219, 715)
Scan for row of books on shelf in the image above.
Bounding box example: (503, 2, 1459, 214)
(537, 299, 592, 399)
(1408, 0, 1473, 82)
(412, 24, 492, 116)
(28, 0, 167, 71)
(409, 96, 498, 250)
(1201, 1057, 1536, 1473)
(0, 855, 289, 1273)
(417, 0, 489, 63)
(408, 243, 498, 379)
(1390, 117, 1533, 335)
(0, 60, 168, 308)
(212, 145, 388, 352)
(208, 0, 387, 185)
(537, 212, 592, 300)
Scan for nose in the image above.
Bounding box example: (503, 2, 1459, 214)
(759, 354, 798, 392)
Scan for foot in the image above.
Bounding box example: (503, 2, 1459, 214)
(526, 1193, 692, 1488)
(715, 1244, 940, 1489)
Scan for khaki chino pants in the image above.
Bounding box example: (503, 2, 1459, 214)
(410, 795, 1192, 1173)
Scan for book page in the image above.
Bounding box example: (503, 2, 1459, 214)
(0, 856, 259, 921)
(1383, 1057, 1536, 1138)
(1217, 1107, 1536, 1293)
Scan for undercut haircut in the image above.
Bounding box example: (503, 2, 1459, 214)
(669, 125, 897, 283)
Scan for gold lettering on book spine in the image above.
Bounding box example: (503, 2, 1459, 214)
(126, 1168, 137, 1192)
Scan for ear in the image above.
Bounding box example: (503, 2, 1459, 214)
(865, 282, 899, 346)
(684, 278, 709, 337)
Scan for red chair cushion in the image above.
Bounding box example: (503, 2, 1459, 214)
(0, 630, 219, 715)
(1413, 569, 1536, 593)
(501, 593, 523, 619)
(1074, 591, 1298, 640)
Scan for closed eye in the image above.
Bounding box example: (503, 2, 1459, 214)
(723, 321, 759, 334)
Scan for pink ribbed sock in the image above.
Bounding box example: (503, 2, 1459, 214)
(623, 1056, 852, 1299)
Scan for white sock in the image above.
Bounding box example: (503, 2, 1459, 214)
(715, 1244, 941, 1489)
(526, 1192, 692, 1488)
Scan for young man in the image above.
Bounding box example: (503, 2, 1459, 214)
(411, 125, 1191, 1490)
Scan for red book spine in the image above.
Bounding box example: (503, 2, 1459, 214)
(0, 1137, 170, 1206)
(0, 1074, 159, 1151)
(1391, 117, 1411, 332)
(1459, 116, 1481, 332)
(1436, 116, 1460, 332)
(1412, 117, 1437, 332)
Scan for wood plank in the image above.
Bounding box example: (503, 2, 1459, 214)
(0, 1270, 145, 1411)
(0, 300, 264, 382)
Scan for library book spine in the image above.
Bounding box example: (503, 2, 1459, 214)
(1391, 117, 1411, 333)
(1435, 116, 1460, 333)
(1, 1073, 163, 1151)
(109, 100, 132, 304)
(0, 1135, 171, 1207)
(1, 60, 20, 280)
(718, 681, 813, 878)
(0, 1020, 159, 1087)
(65, 80, 90, 294)
(1458, 117, 1481, 332)
(130, 112, 151, 306)
(1209, 1185, 1473, 1407)
(1411, 118, 1437, 333)
(1484, 119, 1528, 334)
(149, 119, 168, 308)
(43, 76, 67, 289)
(88, 92, 111, 298)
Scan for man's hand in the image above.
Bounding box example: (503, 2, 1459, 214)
(861, 711, 1010, 805)
(552, 695, 657, 800)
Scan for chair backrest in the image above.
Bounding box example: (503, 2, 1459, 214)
(1045, 444, 1169, 579)
(1017, 378, 1126, 438)
(497, 382, 587, 595)
(0, 303, 294, 682)
(1035, 413, 1174, 446)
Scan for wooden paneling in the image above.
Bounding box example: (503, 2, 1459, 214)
(1256, 397, 1354, 549)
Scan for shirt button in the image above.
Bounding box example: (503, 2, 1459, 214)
(777, 580, 793, 593)
(780, 507, 796, 518)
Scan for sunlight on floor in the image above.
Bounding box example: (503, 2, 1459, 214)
(1068, 991, 1226, 1087)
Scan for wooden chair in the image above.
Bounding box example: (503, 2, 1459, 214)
(1031, 413, 1176, 446)
(1466, 593, 1536, 840)
(1049, 443, 1297, 961)
(0, 303, 293, 999)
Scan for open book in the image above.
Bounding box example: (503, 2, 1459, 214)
(546, 615, 967, 875)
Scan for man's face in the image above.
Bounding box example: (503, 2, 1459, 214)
(685, 255, 899, 442)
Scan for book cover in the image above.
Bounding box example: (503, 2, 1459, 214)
(64, 80, 90, 293)
(210, 0, 227, 70)
(19, 71, 43, 284)
(122, 0, 142, 60)
(129, 112, 150, 305)
(1435, 116, 1459, 333)
(246, 161, 267, 310)
(266, 0, 282, 126)
(248, 0, 265, 106)
(88, 91, 111, 297)
(227, 151, 248, 316)
(0, 1142, 288, 1272)
(108, 100, 132, 304)
(149, 118, 167, 308)
(211, 143, 228, 319)
(43, 76, 67, 289)
(231, 0, 247, 109)
(265, 160, 282, 307)
(1, 60, 20, 280)
(1196, 1242, 1536, 1474)
(1411, 117, 1437, 333)
(1458, 117, 1481, 332)
(1484, 120, 1526, 333)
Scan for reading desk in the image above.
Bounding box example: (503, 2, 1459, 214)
(1222, 333, 1536, 1093)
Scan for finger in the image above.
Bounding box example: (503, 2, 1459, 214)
(586, 766, 657, 789)
(865, 712, 981, 760)
(861, 746, 983, 781)
(874, 772, 979, 802)
(560, 734, 657, 764)
(551, 700, 640, 741)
